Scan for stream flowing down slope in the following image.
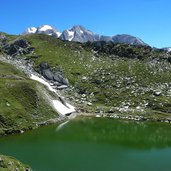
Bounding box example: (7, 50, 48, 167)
(30, 74, 75, 116)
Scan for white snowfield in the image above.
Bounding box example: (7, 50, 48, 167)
(52, 100, 75, 115)
(30, 74, 75, 116)
(30, 74, 56, 92)
(38, 25, 61, 38)
(39, 25, 53, 31)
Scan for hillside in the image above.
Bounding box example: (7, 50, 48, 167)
(0, 60, 59, 136)
(1, 33, 171, 124)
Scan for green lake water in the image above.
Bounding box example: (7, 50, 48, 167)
(0, 117, 171, 171)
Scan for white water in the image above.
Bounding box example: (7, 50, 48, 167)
(30, 74, 75, 116)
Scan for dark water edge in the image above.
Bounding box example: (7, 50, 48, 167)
(0, 117, 171, 171)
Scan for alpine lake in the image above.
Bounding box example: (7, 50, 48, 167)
(0, 116, 171, 171)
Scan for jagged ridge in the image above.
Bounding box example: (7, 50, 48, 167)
(22, 24, 146, 45)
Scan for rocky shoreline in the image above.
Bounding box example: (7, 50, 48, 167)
(79, 112, 171, 124)
(0, 155, 31, 171)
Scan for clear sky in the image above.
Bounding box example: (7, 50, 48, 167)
(1, 0, 171, 48)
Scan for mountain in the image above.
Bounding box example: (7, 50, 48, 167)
(22, 25, 147, 46)
(23, 27, 37, 34)
(111, 34, 146, 46)
(60, 25, 100, 42)
(99, 34, 146, 46)
(22, 25, 62, 38)
(162, 47, 171, 52)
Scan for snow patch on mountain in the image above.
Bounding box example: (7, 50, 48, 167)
(56, 31, 62, 37)
(23, 25, 61, 38)
(28, 27, 37, 34)
(38, 25, 53, 32)
(67, 30, 74, 41)
(167, 48, 171, 52)
(30, 74, 75, 116)
(22, 27, 37, 35)
(161, 47, 171, 52)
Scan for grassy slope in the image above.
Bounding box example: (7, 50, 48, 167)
(23, 34, 104, 84)
(21, 34, 171, 120)
(0, 155, 31, 171)
(0, 61, 57, 136)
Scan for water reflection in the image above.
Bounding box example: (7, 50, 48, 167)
(0, 117, 171, 171)
(55, 117, 171, 149)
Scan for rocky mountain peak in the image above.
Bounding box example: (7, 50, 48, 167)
(71, 25, 86, 31)
(70, 25, 93, 34)
(23, 25, 61, 38)
(36, 25, 61, 38)
(23, 27, 37, 35)
(111, 34, 146, 46)
(22, 24, 147, 46)
(60, 25, 99, 42)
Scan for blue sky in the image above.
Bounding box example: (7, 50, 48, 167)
(1, 0, 171, 48)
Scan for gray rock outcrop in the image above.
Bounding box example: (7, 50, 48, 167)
(39, 62, 69, 88)
(2, 39, 34, 57)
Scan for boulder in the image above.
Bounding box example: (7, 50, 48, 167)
(53, 82, 63, 86)
(61, 77, 69, 85)
(53, 74, 63, 82)
(42, 69, 54, 80)
(153, 91, 162, 96)
(39, 63, 69, 87)
(53, 73, 69, 85)
(40, 62, 50, 70)
(57, 85, 68, 89)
